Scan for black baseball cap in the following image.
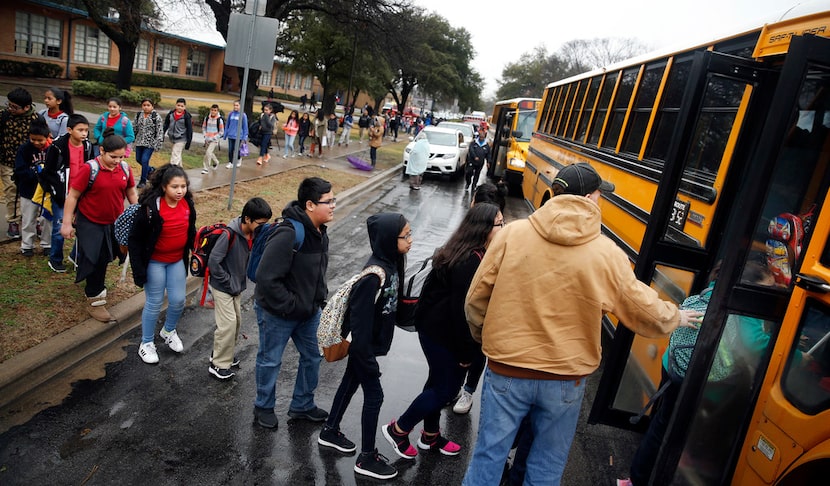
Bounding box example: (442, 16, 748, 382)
(553, 163, 615, 196)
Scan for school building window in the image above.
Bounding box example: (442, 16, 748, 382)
(133, 38, 149, 70)
(275, 69, 285, 88)
(293, 73, 302, 90)
(259, 69, 272, 86)
(155, 43, 180, 73)
(74, 24, 110, 65)
(15, 12, 62, 58)
(186, 49, 206, 77)
(304, 75, 313, 90)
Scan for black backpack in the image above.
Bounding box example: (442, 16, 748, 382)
(358, 114, 370, 128)
(249, 120, 262, 146)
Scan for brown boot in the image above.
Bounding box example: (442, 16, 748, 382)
(88, 290, 114, 323)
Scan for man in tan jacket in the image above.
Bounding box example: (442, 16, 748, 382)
(461, 162, 702, 486)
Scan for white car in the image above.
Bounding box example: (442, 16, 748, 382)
(437, 121, 476, 146)
(403, 126, 468, 179)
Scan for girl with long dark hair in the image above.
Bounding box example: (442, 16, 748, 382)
(60, 128, 138, 323)
(382, 203, 504, 460)
(128, 164, 197, 364)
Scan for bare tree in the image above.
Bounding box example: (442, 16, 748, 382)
(559, 37, 650, 71)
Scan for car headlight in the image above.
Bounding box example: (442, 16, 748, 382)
(441, 153, 456, 159)
(508, 157, 525, 169)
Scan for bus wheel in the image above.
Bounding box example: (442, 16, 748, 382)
(777, 459, 830, 486)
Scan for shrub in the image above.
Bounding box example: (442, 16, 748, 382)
(76, 67, 216, 92)
(0, 59, 62, 78)
(71, 80, 117, 100)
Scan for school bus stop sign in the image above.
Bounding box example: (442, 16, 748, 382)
(224, 12, 279, 72)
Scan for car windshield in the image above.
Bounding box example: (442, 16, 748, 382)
(422, 131, 457, 147)
(441, 123, 474, 139)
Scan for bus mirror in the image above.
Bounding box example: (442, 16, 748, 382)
(512, 131, 523, 139)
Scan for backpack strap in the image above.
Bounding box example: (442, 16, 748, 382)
(86, 158, 100, 192)
(284, 218, 305, 251)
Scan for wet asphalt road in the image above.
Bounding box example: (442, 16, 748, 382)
(0, 174, 641, 485)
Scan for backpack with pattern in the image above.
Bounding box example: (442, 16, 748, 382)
(317, 265, 386, 362)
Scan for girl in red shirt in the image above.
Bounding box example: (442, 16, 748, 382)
(61, 129, 138, 323)
(127, 164, 197, 364)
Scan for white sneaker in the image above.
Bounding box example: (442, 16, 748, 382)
(201, 169, 209, 174)
(159, 328, 184, 353)
(453, 390, 473, 414)
(138, 342, 159, 364)
(226, 162, 233, 169)
(236, 161, 242, 167)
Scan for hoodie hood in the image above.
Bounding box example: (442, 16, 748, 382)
(528, 194, 602, 246)
(366, 213, 406, 265)
(282, 201, 317, 230)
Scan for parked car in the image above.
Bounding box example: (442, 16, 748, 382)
(437, 121, 476, 146)
(403, 126, 468, 179)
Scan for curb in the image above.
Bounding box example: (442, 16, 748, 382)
(0, 164, 402, 414)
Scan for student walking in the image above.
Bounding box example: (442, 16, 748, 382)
(40, 114, 94, 273)
(128, 164, 196, 364)
(223, 100, 248, 169)
(0, 87, 40, 239)
(253, 177, 334, 429)
(92, 97, 135, 154)
(297, 112, 311, 156)
(38, 87, 73, 139)
(163, 98, 193, 166)
(60, 128, 138, 323)
(14, 116, 52, 257)
(207, 197, 272, 379)
(309, 110, 325, 158)
(338, 112, 353, 147)
(133, 98, 164, 187)
(281, 110, 299, 158)
(256, 104, 276, 165)
(318, 213, 412, 480)
(368, 116, 384, 168)
(326, 113, 338, 150)
(381, 204, 502, 463)
(201, 104, 224, 173)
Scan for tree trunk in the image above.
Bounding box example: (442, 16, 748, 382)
(114, 41, 137, 91)
(237, 66, 261, 118)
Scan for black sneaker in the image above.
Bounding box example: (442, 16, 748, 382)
(41, 248, 50, 257)
(288, 406, 329, 422)
(48, 260, 67, 273)
(21, 249, 34, 257)
(354, 449, 397, 480)
(208, 364, 235, 380)
(318, 425, 356, 453)
(254, 406, 278, 429)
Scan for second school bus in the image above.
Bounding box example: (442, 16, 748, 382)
(523, 4, 830, 485)
(488, 97, 541, 194)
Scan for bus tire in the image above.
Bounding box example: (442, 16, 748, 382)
(777, 459, 830, 486)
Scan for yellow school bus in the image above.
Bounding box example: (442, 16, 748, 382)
(488, 97, 541, 194)
(523, 5, 830, 485)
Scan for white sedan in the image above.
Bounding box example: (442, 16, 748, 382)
(437, 121, 476, 146)
(403, 126, 468, 179)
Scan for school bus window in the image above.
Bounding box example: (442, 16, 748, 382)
(540, 88, 555, 135)
(546, 86, 562, 134)
(622, 62, 667, 155)
(552, 85, 568, 134)
(576, 76, 602, 142)
(515, 109, 536, 142)
(646, 57, 693, 161)
(564, 80, 584, 138)
(588, 72, 619, 145)
(602, 67, 640, 150)
(781, 301, 830, 415)
(558, 83, 578, 135)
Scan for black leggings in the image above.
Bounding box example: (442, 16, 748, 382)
(326, 355, 384, 453)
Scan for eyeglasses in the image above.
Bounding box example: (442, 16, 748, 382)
(398, 232, 413, 241)
(314, 198, 337, 206)
(493, 221, 505, 227)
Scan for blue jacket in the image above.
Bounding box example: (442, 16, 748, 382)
(223, 111, 248, 141)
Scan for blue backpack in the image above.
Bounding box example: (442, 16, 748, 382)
(247, 217, 304, 283)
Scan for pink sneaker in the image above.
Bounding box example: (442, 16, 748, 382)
(381, 421, 417, 459)
(616, 479, 633, 486)
(417, 431, 461, 456)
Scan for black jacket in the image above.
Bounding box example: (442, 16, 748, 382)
(344, 213, 406, 378)
(465, 139, 490, 168)
(163, 110, 193, 149)
(128, 196, 197, 288)
(40, 133, 94, 206)
(254, 202, 329, 320)
(415, 249, 483, 363)
(14, 142, 48, 200)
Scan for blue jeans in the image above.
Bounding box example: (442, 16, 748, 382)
(284, 134, 296, 156)
(259, 133, 272, 157)
(462, 368, 586, 486)
(298, 134, 307, 153)
(134, 146, 154, 185)
(254, 303, 323, 412)
(140, 259, 186, 344)
(49, 203, 64, 265)
(397, 332, 466, 433)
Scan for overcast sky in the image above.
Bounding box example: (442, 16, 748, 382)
(178, 0, 820, 97)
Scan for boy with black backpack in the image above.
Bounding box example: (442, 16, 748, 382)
(207, 197, 272, 380)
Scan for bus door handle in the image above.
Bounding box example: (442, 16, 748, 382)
(795, 273, 830, 293)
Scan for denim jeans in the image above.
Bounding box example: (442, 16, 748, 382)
(49, 203, 64, 265)
(284, 134, 297, 156)
(462, 368, 586, 486)
(259, 134, 272, 157)
(397, 332, 466, 433)
(227, 138, 238, 163)
(254, 303, 323, 412)
(140, 259, 186, 344)
(134, 146, 154, 185)
(298, 134, 307, 154)
(325, 352, 385, 453)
